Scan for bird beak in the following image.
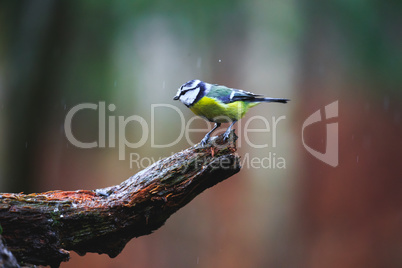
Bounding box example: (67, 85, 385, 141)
(174, 87, 183, 100)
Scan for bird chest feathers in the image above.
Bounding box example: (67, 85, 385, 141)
(190, 96, 253, 123)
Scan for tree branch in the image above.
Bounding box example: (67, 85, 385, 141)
(0, 132, 240, 267)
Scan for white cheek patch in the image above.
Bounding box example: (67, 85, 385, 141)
(180, 87, 200, 106)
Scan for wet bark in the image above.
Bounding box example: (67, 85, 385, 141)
(0, 133, 240, 267)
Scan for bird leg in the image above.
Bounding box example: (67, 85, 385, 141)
(223, 120, 237, 140)
(200, 123, 221, 146)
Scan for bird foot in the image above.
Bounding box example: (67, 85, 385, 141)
(223, 130, 231, 140)
(200, 136, 210, 146)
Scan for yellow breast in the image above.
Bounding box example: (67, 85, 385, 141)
(189, 96, 258, 123)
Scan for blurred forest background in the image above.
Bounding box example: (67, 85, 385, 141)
(0, 0, 401, 267)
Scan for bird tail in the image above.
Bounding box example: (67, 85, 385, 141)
(250, 97, 290, 103)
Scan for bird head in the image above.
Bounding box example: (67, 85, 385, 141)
(173, 79, 204, 106)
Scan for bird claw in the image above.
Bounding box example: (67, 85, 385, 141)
(223, 131, 231, 140)
(200, 136, 209, 146)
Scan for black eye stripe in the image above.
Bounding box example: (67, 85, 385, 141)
(182, 86, 199, 93)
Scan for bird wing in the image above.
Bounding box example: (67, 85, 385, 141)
(206, 85, 262, 104)
(229, 88, 262, 102)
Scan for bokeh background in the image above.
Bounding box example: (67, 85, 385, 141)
(1, 0, 401, 267)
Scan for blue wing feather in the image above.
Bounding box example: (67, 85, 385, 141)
(206, 85, 261, 104)
(205, 84, 289, 104)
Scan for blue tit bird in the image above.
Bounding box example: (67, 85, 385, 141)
(173, 79, 289, 145)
